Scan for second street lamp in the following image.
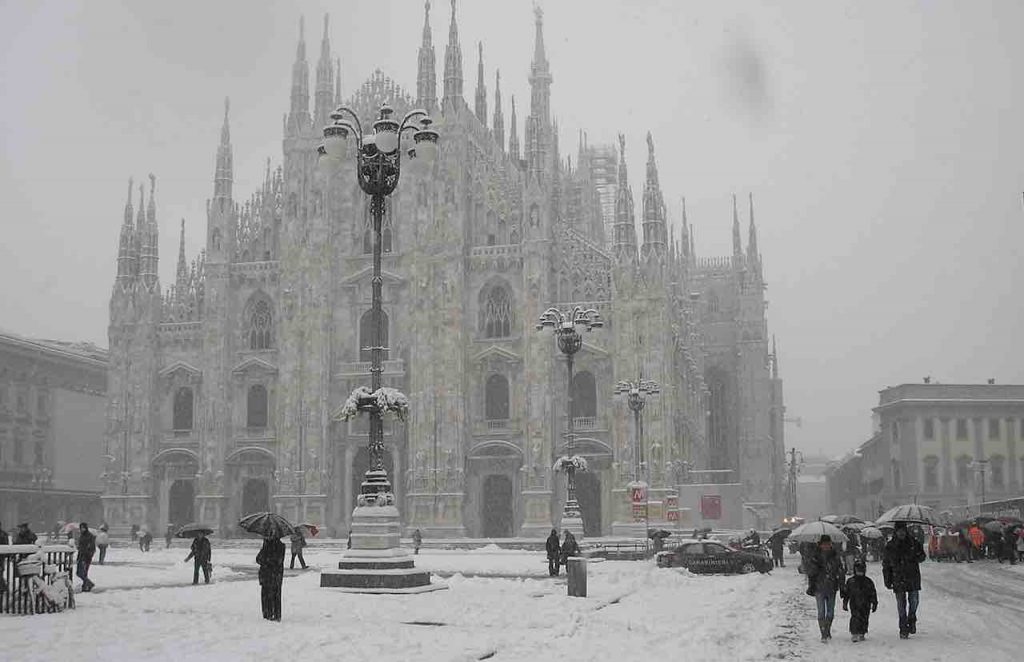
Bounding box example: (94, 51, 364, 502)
(537, 306, 603, 537)
(615, 378, 659, 535)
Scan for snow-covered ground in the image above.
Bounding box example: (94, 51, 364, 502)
(2, 545, 1021, 661)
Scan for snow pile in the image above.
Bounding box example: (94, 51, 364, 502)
(552, 454, 588, 473)
(338, 386, 410, 421)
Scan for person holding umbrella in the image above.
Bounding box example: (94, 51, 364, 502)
(805, 534, 845, 642)
(184, 531, 212, 585)
(882, 521, 926, 639)
(257, 534, 285, 620)
(289, 527, 308, 570)
(768, 530, 788, 568)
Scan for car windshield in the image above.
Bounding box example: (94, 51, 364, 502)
(703, 543, 731, 554)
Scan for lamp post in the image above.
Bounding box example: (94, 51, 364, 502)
(785, 447, 804, 517)
(614, 377, 659, 535)
(970, 458, 989, 514)
(537, 306, 603, 536)
(318, 102, 438, 504)
(317, 102, 441, 593)
(32, 464, 53, 529)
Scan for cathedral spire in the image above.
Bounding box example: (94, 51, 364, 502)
(747, 192, 759, 263)
(214, 98, 233, 201)
(288, 16, 310, 134)
(772, 335, 780, 379)
(508, 95, 520, 162)
(141, 173, 159, 290)
(442, 0, 463, 107)
(176, 218, 189, 299)
(335, 58, 341, 105)
(680, 196, 690, 259)
(613, 133, 638, 264)
(493, 69, 504, 152)
(474, 42, 487, 125)
(314, 14, 334, 127)
(640, 131, 667, 261)
(117, 177, 136, 281)
(732, 193, 742, 257)
(133, 182, 145, 279)
(416, 1, 437, 112)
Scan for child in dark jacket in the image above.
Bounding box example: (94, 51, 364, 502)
(842, 559, 878, 642)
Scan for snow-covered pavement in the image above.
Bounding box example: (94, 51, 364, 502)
(2, 545, 1021, 661)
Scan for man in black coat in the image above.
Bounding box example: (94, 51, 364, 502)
(882, 521, 926, 639)
(842, 559, 877, 642)
(769, 532, 786, 568)
(76, 522, 97, 592)
(256, 536, 285, 621)
(184, 532, 212, 584)
(545, 528, 562, 576)
(805, 534, 845, 642)
(14, 522, 37, 545)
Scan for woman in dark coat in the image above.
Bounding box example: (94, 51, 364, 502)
(560, 530, 580, 566)
(256, 535, 286, 621)
(805, 534, 846, 642)
(882, 521, 926, 639)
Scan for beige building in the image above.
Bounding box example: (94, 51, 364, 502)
(0, 330, 107, 531)
(828, 382, 1024, 519)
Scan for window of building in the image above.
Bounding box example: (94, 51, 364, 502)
(571, 371, 598, 420)
(484, 374, 510, 421)
(248, 299, 273, 350)
(956, 419, 968, 441)
(247, 384, 268, 429)
(955, 455, 972, 487)
(359, 309, 390, 362)
(480, 284, 514, 339)
(173, 387, 194, 431)
(708, 291, 720, 314)
(34, 440, 43, 466)
(13, 435, 23, 464)
(988, 418, 1000, 440)
(923, 456, 939, 490)
(923, 418, 934, 440)
(990, 455, 1005, 489)
(16, 390, 27, 414)
(892, 421, 900, 444)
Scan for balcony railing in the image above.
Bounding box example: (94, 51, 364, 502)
(572, 416, 597, 431)
(487, 419, 510, 431)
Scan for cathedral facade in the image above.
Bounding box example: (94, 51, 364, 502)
(102, 4, 784, 537)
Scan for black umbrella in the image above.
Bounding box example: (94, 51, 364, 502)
(238, 512, 295, 539)
(647, 529, 672, 539)
(769, 528, 792, 542)
(176, 523, 215, 538)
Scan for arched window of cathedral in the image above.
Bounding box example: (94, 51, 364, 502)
(211, 229, 222, 251)
(571, 371, 597, 420)
(247, 384, 268, 429)
(708, 291, 720, 314)
(173, 387, 194, 431)
(13, 433, 23, 465)
(247, 297, 274, 350)
(359, 309, 390, 362)
(484, 374, 510, 421)
(510, 225, 520, 244)
(529, 204, 540, 228)
(480, 282, 514, 338)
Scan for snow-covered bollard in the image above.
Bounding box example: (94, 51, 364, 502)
(567, 557, 587, 598)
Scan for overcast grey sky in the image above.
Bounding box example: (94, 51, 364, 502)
(2, 0, 1023, 458)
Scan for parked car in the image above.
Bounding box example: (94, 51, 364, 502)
(656, 540, 773, 574)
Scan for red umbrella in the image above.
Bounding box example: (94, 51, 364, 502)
(296, 523, 320, 537)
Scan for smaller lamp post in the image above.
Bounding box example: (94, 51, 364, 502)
(537, 306, 603, 536)
(614, 378, 659, 536)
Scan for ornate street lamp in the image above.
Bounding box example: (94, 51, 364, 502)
(317, 102, 440, 593)
(32, 464, 53, 528)
(318, 102, 438, 504)
(615, 378, 659, 535)
(537, 306, 603, 536)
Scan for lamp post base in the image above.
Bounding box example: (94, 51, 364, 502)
(559, 499, 585, 540)
(319, 496, 446, 594)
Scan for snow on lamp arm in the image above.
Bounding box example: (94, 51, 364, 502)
(536, 305, 603, 531)
(318, 102, 437, 505)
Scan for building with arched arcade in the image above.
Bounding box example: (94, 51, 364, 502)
(102, 4, 785, 537)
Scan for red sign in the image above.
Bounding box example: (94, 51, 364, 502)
(701, 495, 722, 520)
(630, 485, 647, 503)
(667, 509, 679, 522)
(665, 494, 678, 510)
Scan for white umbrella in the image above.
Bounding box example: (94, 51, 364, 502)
(820, 515, 839, 524)
(840, 521, 867, 531)
(788, 520, 849, 544)
(859, 526, 884, 540)
(876, 504, 935, 526)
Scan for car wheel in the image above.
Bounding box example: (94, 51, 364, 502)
(740, 562, 756, 574)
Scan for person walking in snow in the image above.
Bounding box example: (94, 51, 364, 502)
(184, 532, 212, 584)
(76, 522, 97, 592)
(129, 523, 139, 544)
(96, 525, 110, 565)
(882, 521, 926, 639)
(805, 534, 845, 642)
(256, 535, 285, 621)
(546, 528, 562, 576)
(842, 559, 877, 642)
(289, 529, 307, 570)
(412, 529, 422, 555)
(560, 530, 580, 567)
(165, 524, 175, 549)
(769, 532, 786, 568)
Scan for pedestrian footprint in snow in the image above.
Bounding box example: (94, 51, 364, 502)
(842, 559, 877, 642)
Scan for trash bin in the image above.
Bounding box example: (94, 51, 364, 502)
(566, 557, 587, 597)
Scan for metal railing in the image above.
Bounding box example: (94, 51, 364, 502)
(0, 545, 76, 615)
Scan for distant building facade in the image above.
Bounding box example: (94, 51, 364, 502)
(0, 331, 107, 530)
(102, 5, 785, 537)
(828, 382, 1024, 519)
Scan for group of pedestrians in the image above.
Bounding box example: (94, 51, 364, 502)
(804, 521, 925, 643)
(545, 528, 580, 576)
